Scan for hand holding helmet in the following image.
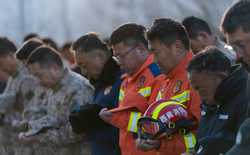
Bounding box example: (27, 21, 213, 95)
(137, 99, 198, 140)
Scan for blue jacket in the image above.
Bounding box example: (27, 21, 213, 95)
(87, 57, 121, 155)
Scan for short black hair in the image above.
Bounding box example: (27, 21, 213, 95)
(147, 18, 190, 50)
(42, 37, 59, 50)
(187, 46, 231, 73)
(27, 46, 63, 67)
(221, 0, 250, 34)
(16, 38, 43, 61)
(23, 33, 40, 42)
(0, 37, 17, 57)
(73, 33, 111, 56)
(61, 42, 72, 51)
(182, 16, 212, 39)
(110, 23, 148, 47)
(103, 37, 111, 46)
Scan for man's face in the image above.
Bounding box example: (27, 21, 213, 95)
(226, 27, 250, 66)
(188, 70, 223, 104)
(61, 47, 75, 64)
(0, 70, 9, 81)
(112, 42, 140, 75)
(190, 38, 206, 54)
(189, 32, 212, 54)
(0, 55, 17, 75)
(149, 39, 176, 74)
(28, 63, 60, 88)
(75, 51, 105, 80)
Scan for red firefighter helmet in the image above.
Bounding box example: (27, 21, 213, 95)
(137, 99, 197, 140)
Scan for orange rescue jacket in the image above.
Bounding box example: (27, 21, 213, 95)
(108, 54, 165, 155)
(152, 51, 201, 155)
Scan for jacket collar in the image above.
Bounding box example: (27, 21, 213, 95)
(215, 65, 248, 104)
(52, 68, 68, 93)
(94, 57, 121, 90)
(166, 51, 193, 79)
(122, 54, 154, 82)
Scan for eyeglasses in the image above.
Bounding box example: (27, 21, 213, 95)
(113, 45, 138, 61)
(230, 37, 250, 54)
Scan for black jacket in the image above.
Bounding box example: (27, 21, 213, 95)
(0, 81, 6, 94)
(197, 65, 249, 155)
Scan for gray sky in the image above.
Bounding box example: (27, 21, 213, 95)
(0, 0, 237, 46)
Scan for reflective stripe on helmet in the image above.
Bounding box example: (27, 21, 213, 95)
(119, 89, 125, 101)
(138, 87, 152, 98)
(156, 91, 163, 101)
(127, 111, 142, 133)
(171, 90, 190, 104)
(183, 132, 196, 153)
(152, 101, 187, 119)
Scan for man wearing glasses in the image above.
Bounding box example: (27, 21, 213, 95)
(221, 0, 250, 71)
(99, 23, 165, 155)
(221, 1, 250, 154)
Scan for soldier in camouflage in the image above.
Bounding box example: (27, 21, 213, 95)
(0, 37, 42, 155)
(19, 46, 94, 155)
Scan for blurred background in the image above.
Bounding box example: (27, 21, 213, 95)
(0, 0, 238, 46)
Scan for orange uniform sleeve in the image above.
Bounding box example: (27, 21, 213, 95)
(110, 110, 131, 130)
(108, 92, 148, 131)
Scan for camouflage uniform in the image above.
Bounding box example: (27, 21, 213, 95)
(0, 62, 39, 155)
(24, 69, 94, 155)
(13, 84, 52, 155)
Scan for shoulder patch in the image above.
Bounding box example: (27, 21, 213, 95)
(148, 63, 161, 77)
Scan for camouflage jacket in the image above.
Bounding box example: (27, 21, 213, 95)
(0, 62, 39, 125)
(27, 69, 94, 145)
(12, 85, 50, 131)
